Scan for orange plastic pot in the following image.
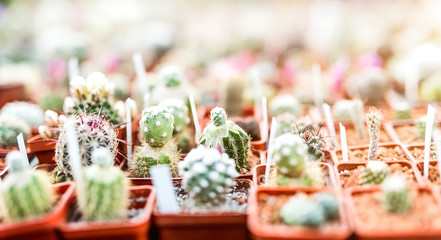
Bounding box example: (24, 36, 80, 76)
(153, 179, 253, 240)
(0, 182, 74, 240)
(331, 143, 414, 164)
(0, 83, 26, 108)
(57, 185, 155, 240)
(27, 135, 57, 164)
(247, 187, 352, 240)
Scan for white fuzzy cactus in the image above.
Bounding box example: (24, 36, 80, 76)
(366, 108, 381, 161)
(381, 175, 411, 213)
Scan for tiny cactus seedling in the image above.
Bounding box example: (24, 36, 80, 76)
(199, 107, 250, 172)
(359, 161, 390, 185)
(366, 108, 381, 161)
(393, 102, 411, 120)
(270, 95, 302, 118)
(350, 99, 366, 140)
(77, 148, 129, 221)
(179, 146, 239, 207)
(313, 192, 339, 220)
(273, 133, 307, 178)
(0, 151, 55, 222)
(159, 98, 190, 134)
(332, 100, 354, 121)
(280, 195, 325, 227)
(0, 115, 31, 148)
(415, 116, 438, 139)
(139, 106, 174, 147)
(1, 101, 45, 127)
(381, 175, 411, 213)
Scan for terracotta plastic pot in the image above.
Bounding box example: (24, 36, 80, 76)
(247, 186, 351, 240)
(0, 83, 27, 108)
(331, 143, 414, 164)
(346, 186, 441, 239)
(416, 160, 439, 185)
(0, 182, 74, 240)
(153, 179, 253, 240)
(57, 185, 155, 240)
(252, 162, 337, 188)
(27, 135, 57, 164)
(335, 160, 425, 190)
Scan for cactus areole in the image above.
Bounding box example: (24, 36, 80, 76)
(199, 107, 250, 172)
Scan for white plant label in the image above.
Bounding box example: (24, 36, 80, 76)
(65, 118, 82, 180)
(323, 103, 337, 147)
(68, 57, 79, 81)
(265, 117, 278, 186)
(424, 105, 436, 178)
(261, 96, 269, 142)
(250, 67, 262, 120)
(189, 95, 201, 142)
(16, 133, 29, 167)
(150, 165, 179, 214)
(312, 63, 323, 109)
(125, 98, 133, 163)
(340, 123, 349, 163)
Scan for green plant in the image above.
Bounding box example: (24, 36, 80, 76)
(275, 113, 297, 136)
(381, 175, 411, 213)
(130, 106, 180, 178)
(415, 116, 438, 139)
(1, 101, 44, 127)
(313, 192, 339, 220)
(350, 99, 366, 140)
(359, 161, 390, 185)
(300, 163, 326, 187)
(0, 151, 55, 222)
(419, 72, 441, 101)
(151, 65, 194, 104)
(179, 145, 239, 207)
(159, 98, 190, 134)
(393, 102, 411, 120)
(77, 148, 129, 221)
(39, 93, 65, 111)
(0, 115, 31, 148)
(366, 108, 381, 161)
(270, 95, 302, 118)
(280, 195, 325, 227)
(199, 107, 250, 172)
(54, 113, 118, 182)
(332, 100, 354, 121)
(223, 73, 245, 117)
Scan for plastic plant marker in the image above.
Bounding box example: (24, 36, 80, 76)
(16, 133, 29, 167)
(265, 117, 277, 186)
(189, 95, 201, 143)
(68, 57, 79, 81)
(323, 103, 337, 147)
(250, 67, 262, 120)
(340, 123, 349, 163)
(424, 105, 436, 178)
(133, 53, 150, 108)
(126, 98, 133, 162)
(262, 96, 269, 142)
(65, 118, 82, 180)
(312, 63, 323, 109)
(150, 165, 179, 214)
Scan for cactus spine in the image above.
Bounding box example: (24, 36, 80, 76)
(359, 161, 390, 185)
(131, 106, 180, 178)
(0, 151, 55, 222)
(350, 99, 366, 140)
(0, 115, 31, 148)
(77, 148, 129, 221)
(381, 175, 411, 213)
(366, 108, 381, 161)
(199, 107, 250, 172)
(179, 146, 239, 207)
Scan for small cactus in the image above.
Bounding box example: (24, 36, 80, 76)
(139, 106, 174, 147)
(179, 146, 239, 207)
(272, 133, 307, 178)
(199, 107, 250, 172)
(159, 98, 190, 134)
(0, 115, 31, 148)
(280, 195, 325, 227)
(359, 161, 390, 185)
(350, 99, 366, 140)
(1, 101, 45, 127)
(366, 108, 381, 161)
(270, 95, 302, 118)
(381, 175, 411, 213)
(223, 73, 245, 117)
(0, 151, 55, 222)
(393, 102, 411, 120)
(77, 148, 129, 221)
(313, 192, 339, 220)
(151, 65, 194, 104)
(275, 113, 297, 136)
(300, 163, 326, 187)
(157, 65, 187, 88)
(415, 116, 438, 139)
(332, 100, 354, 121)
(54, 113, 118, 182)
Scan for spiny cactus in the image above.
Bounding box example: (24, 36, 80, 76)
(280, 195, 325, 227)
(276, 113, 297, 136)
(54, 113, 118, 182)
(77, 148, 129, 221)
(332, 100, 354, 121)
(270, 95, 302, 118)
(359, 161, 390, 185)
(313, 192, 339, 220)
(300, 163, 326, 187)
(0, 151, 55, 222)
(223, 73, 245, 117)
(350, 99, 366, 140)
(0, 115, 31, 148)
(366, 108, 381, 161)
(1, 101, 44, 127)
(393, 102, 411, 120)
(131, 106, 180, 178)
(381, 175, 411, 213)
(159, 98, 190, 134)
(272, 133, 307, 178)
(179, 146, 239, 207)
(415, 116, 438, 139)
(199, 107, 250, 172)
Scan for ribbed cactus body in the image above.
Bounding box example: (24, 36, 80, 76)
(0, 115, 31, 148)
(159, 98, 189, 134)
(78, 148, 129, 221)
(0, 151, 54, 222)
(359, 161, 390, 185)
(199, 107, 250, 172)
(54, 113, 118, 181)
(381, 175, 411, 213)
(179, 146, 239, 207)
(1, 101, 44, 127)
(366, 108, 381, 161)
(270, 95, 302, 118)
(280, 195, 325, 227)
(273, 133, 307, 178)
(139, 106, 174, 147)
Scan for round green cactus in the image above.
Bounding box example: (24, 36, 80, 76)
(199, 107, 250, 172)
(275, 113, 297, 136)
(300, 163, 326, 187)
(179, 146, 239, 207)
(332, 100, 354, 121)
(0, 115, 31, 148)
(313, 192, 339, 220)
(381, 175, 411, 213)
(1, 101, 44, 127)
(270, 95, 302, 118)
(139, 106, 174, 147)
(273, 133, 307, 178)
(157, 65, 186, 88)
(280, 195, 325, 227)
(159, 98, 189, 134)
(54, 113, 118, 182)
(0, 151, 55, 222)
(77, 148, 129, 221)
(393, 102, 411, 120)
(359, 161, 390, 185)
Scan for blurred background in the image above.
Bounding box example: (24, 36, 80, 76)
(1, 0, 441, 107)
